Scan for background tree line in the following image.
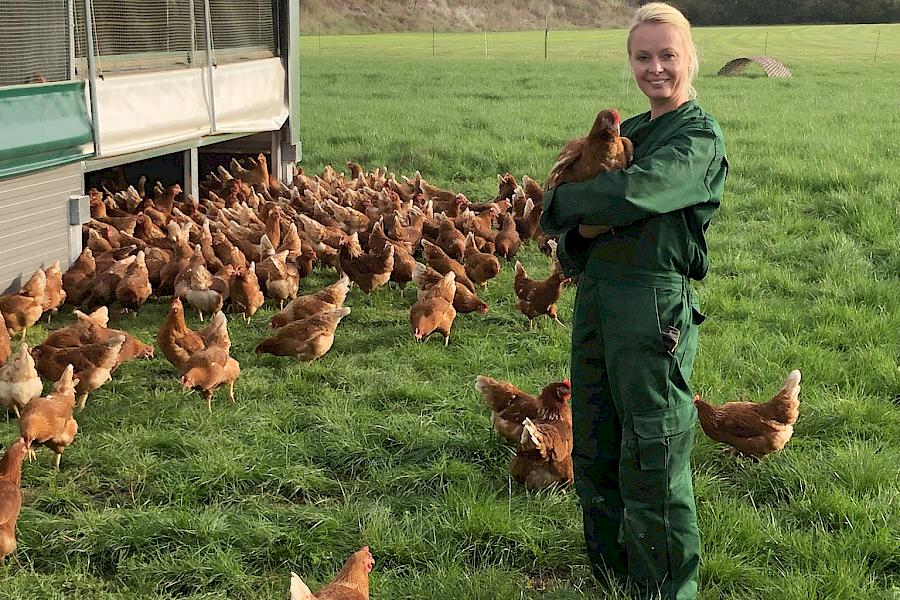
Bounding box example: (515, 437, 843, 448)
(672, 0, 900, 25)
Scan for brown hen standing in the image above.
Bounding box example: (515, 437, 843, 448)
(31, 334, 126, 409)
(269, 276, 351, 329)
(0, 268, 46, 339)
(0, 439, 28, 562)
(256, 307, 351, 361)
(413, 262, 488, 315)
(0, 310, 10, 366)
(410, 272, 457, 346)
(290, 546, 375, 600)
(19, 365, 79, 469)
(695, 370, 802, 459)
(513, 243, 571, 328)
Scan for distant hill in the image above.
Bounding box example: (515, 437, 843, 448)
(300, 0, 638, 34)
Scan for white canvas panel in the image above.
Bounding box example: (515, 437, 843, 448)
(212, 58, 288, 133)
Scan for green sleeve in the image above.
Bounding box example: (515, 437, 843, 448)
(554, 227, 594, 277)
(540, 128, 720, 233)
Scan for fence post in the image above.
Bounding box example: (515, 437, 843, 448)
(545, 28, 548, 60)
(83, 0, 102, 155)
(202, 0, 217, 133)
(764, 31, 768, 55)
(484, 29, 488, 59)
(874, 30, 881, 62)
(432, 26, 435, 59)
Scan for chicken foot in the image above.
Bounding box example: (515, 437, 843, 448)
(77, 392, 89, 410)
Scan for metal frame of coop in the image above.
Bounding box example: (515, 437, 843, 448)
(0, 0, 301, 294)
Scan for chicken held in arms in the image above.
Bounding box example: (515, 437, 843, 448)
(695, 370, 802, 459)
(546, 108, 632, 189)
(546, 108, 633, 237)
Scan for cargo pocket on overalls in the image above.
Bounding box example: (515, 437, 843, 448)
(632, 402, 698, 471)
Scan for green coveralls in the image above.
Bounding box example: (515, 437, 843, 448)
(540, 100, 728, 600)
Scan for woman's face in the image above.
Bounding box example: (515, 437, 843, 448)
(628, 22, 690, 110)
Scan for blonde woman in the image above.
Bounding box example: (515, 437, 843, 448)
(541, 3, 728, 598)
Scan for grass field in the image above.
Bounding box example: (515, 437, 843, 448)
(3, 23, 900, 599)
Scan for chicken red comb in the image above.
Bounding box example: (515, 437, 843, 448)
(563, 379, 571, 388)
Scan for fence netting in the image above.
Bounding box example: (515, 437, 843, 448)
(0, 0, 70, 86)
(0, 0, 278, 86)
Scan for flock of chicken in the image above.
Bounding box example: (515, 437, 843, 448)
(0, 107, 804, 595)
(0, 154, 580, 570)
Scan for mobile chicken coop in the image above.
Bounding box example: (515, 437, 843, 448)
(0, 0, 300, 293)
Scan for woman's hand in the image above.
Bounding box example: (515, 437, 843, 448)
(578, 224, 611, 239)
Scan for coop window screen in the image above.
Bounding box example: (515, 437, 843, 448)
(0, 0, 70, 86)
(199, 0, 277, 65)
(68, 0, 277, 78)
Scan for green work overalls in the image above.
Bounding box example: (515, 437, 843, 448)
(541, 100, 728, 600)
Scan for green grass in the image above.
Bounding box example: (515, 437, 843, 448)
(4, 23, 900, 599)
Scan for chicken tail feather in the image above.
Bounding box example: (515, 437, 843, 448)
(781, 369, 802, 400)
(289, 572, 314, 600)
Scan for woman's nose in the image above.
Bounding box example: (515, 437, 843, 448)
(648, 59, 663, 73)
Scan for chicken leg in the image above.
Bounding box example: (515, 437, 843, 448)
(228, 382, 236, 405)
(204, 390, 213, 412)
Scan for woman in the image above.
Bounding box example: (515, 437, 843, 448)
(540, 3, 728, 599)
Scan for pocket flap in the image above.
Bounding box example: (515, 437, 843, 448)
(632, 402, 697, 439)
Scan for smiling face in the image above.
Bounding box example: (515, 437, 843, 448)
(628, 22, 691, 117)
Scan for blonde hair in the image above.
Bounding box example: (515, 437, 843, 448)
(627, 2, 699, 99)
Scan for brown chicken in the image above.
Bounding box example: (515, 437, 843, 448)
(475, 376, 571, 443)
(511, 413, 575, 490)
(269, 276, 351, 329)
(435, 214, 466, 260)
(0, 268, 46, 338)
(513, 258, 570, 328)
(0, 439, 28, 563)
(0, 344, 43, 418)
(546, 108, 633, 190)
(41, 309, 153, 371)
(0, 310, 10, 366)
(179, 317, 240, 412)
(368, 220, 415, 291)
(413, 262, 488, 315)
(229, 263, 266, 324)
(157, 298, 228, 371)
(695, 370, 802, 459)
(410, 272, 457, 346)
(184, 264, 224, 321)
(494, 213, 522, 260)
(41, 260, 67, 320)
(256, 307, 351, 361)
(84, 254, 136, 309)
(290, 546, 375, 600)
(421, 239, 476, 293)
(32, 334, 126, 409)
(115, 250, 152, 312)
(63, 251, 96, 307)
(338, 234, 394, 294)
(19, 364, 79, 469)
(463, 233, 501, 287)
(263, 250, 301, 309)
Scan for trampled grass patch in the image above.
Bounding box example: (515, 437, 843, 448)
(3, 24, 900, 599)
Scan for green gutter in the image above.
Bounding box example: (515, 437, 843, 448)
(0, 81, 94, 180)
